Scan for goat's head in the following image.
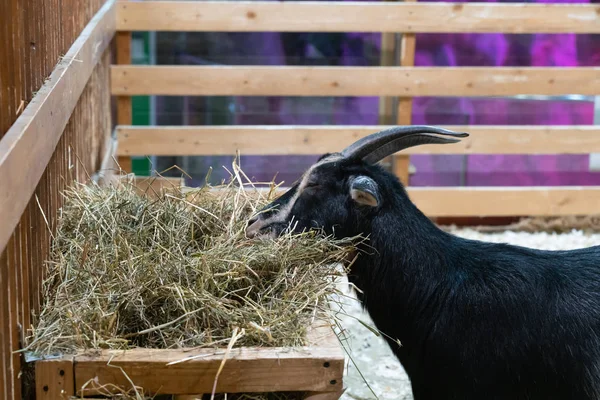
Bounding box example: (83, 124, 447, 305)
(245, 125, 468, 239)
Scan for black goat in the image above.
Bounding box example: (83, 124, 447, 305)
(245, 126, 600, 400)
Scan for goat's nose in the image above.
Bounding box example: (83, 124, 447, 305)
(245, 216, 260, 238)
(247, 216, 258, 228)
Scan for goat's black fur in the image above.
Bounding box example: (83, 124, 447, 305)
(247, 155, 600, 400)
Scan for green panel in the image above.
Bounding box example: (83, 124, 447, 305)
(131, 32, 151, 176)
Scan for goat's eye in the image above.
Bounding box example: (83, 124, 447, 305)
(305, 182, 320, 189)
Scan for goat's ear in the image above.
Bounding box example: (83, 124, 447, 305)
(349, 176, 379, 208)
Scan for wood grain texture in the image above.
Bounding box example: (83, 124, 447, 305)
(410, 187, 600, 217)
(110, 65, 600, 97)
(103, 178, 600, 218)
(115, 125, 600, 156)
(0, 0, 115, 255)
(394, 0, 417, 185)
(23, 50, 111, 398)
(75, 348, 343, 395)
(116, 1, 600, 34)
(0, 249, 9, 399)
(35, 359, 75, 400)
(119, 176, 185, 198)
(116, 31, 133, 173)
(73, 322, 343, 396)
(376, 0, 397, 173)
(0, 0, 111, 397)
(7, 235, 20, 400)
(246, 186, 600, 217)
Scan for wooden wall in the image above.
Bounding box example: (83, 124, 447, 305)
(0, 1, 111, 398)
(114, 0, 600, 218)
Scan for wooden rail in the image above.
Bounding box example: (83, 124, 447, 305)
(36, 319, 344, 399)
(116, 125, 600, 156)
(110, 65, 600, 97)
(208, 186, 600, 218)
(408, 187, 600, 218)
(0, 0, 115, 256)
(116, 1, 600, 34)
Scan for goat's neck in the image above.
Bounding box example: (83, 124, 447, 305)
(349, 199, 455, 351)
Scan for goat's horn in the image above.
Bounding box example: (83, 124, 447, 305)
(340, 125, 469, 164)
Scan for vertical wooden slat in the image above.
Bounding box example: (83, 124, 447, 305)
(9, 234, 22, 399)
(29, 193, 41, 321)
(0, 0, 9, 138)
(20, 206, 31, 340)
(2, 238, 15, 399)
(15, 0, 31, 374)
(12, 0, 23, 127)
(0, 250, 8, 400)
(393, 0, 417, 185)
(117, 31, 133, 173)
(378, 0, 397, 171)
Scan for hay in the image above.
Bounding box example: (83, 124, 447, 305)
(24, 163, 358, 358)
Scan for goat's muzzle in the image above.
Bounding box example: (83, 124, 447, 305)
(245, 216, 261, 239)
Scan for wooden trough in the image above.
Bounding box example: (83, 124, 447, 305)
(35, 318, 344, 399)
(33, 173, 346, 399)
(1, 0, 600, 399)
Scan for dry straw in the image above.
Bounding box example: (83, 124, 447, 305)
(25, 160, 359, 360)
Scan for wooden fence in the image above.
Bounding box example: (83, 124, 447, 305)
(113, 0, 600, 218)
(0, 0, 114, 398)
(0, 1, 599, 398)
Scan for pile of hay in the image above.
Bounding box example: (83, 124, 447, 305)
(25, 164, 357, 358)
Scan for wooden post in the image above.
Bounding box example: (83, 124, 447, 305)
(393, 0, 417, 186)
(35, 359, 75, 400)
(378, 0, 398, 171)
(116, 31, 133, 173)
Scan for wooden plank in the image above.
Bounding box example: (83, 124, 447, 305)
(7, 235, 21, 400)
(116, 31, 133, 173)
(117, 175, 185, 198)
(75, 347, 343, 396)
(0, 250, 9, 399)
(70, 320, 340, 397)
(19, 208, 31, 344)
(35, 359, 75, 400)
(74, 322, 343, 396)
(394, 0, 417, 186)
(110, 65, 600, 97)
(377, 0, 397, 172)
(241, 186, 600, 218)
(408, 187, 600, 217)
(115, 125, 600, 156)
(116, 1, 600, 34)
(0, 0, 115, 255)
